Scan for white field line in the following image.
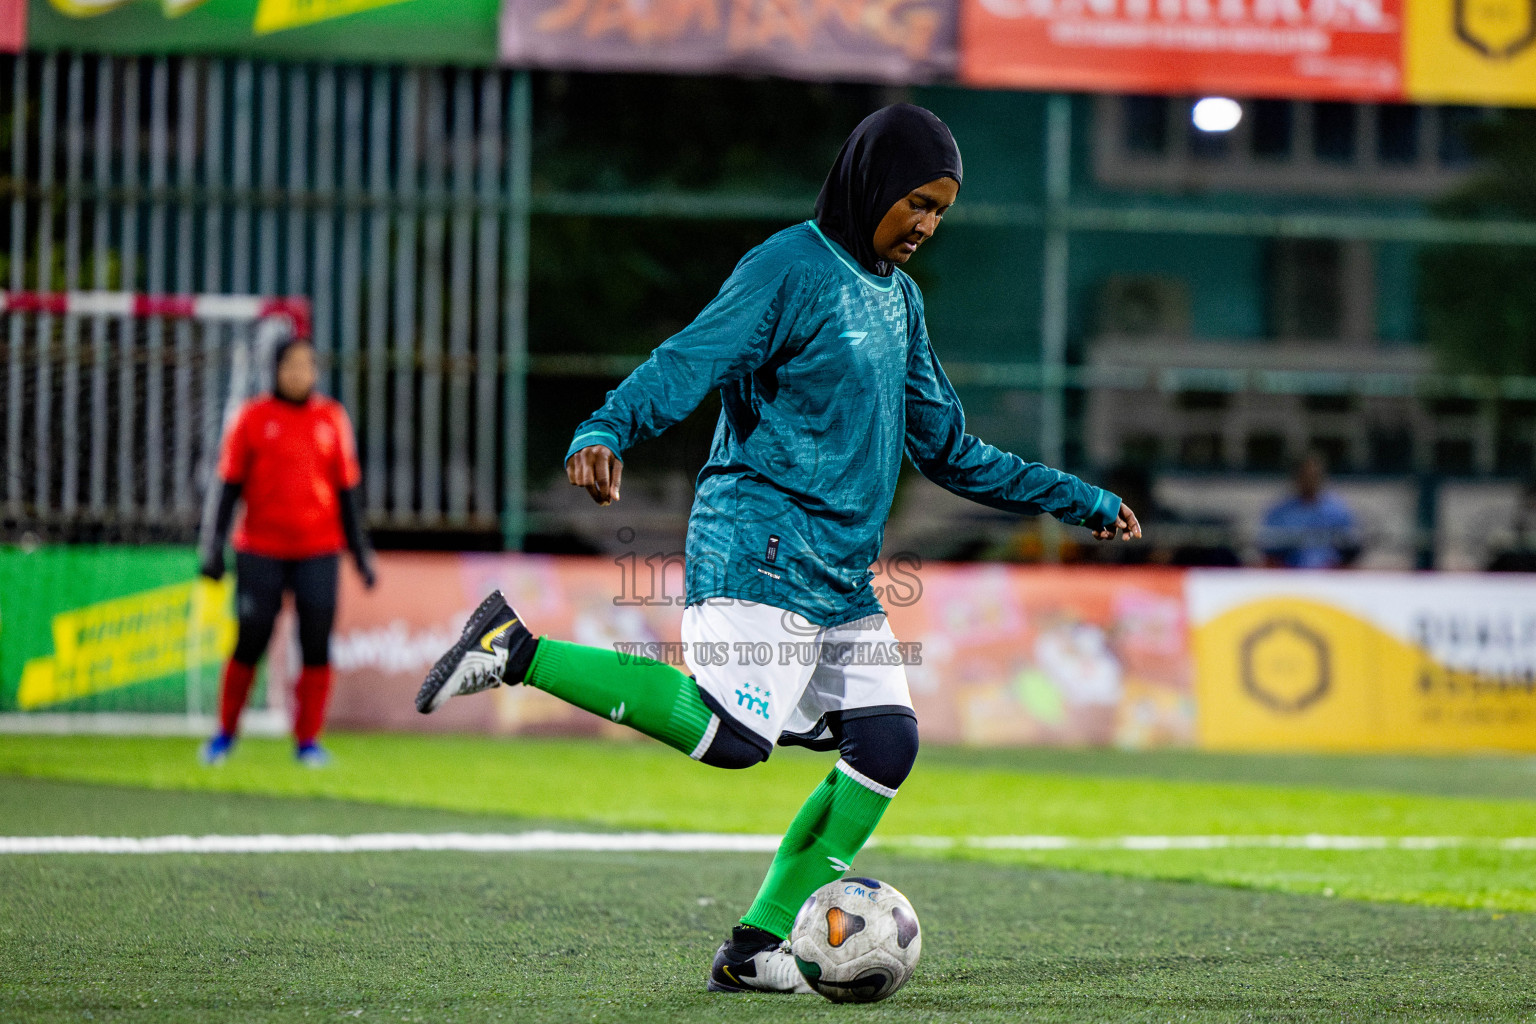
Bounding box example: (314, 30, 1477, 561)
(0, 711, 288, 737)
(1, 832, 1534, 855)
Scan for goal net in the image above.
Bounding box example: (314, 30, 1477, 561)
(0, 291, 311, 734)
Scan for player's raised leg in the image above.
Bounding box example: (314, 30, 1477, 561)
(415, 591, 769, 767)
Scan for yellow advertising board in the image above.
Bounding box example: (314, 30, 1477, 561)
(16, 577, 234, 710)
(1406, 0, 1536, 104)
(1190, 571, 1536, 753)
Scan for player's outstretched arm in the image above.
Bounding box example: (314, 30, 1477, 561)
(566, 444, 623, 505)
(562, 250, 803, 484)
(904, 323, 1137, 539)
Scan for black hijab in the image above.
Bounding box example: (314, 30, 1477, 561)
(814, 103, 963, 278)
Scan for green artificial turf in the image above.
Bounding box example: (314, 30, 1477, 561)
(916, 746, 1536, 801)
(5, 734, 1536, 837)
(1, 778, 1533, 1024)
(2, 734, 1534, 911)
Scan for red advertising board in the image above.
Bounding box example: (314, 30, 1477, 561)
(959, 0, 1404, 99)
(0, 0, 24, 52)
(326, 552, 1195, 749)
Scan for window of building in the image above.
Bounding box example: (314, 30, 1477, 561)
(1179, 433, 1224, 469)
(1430, 397, 1479, 416)
(1368, 427, 1415, 473)
(1376, 105, 1420, 165)
(1269, 239, 1343, 340)
(1312, 103, 1357, 163)
(1303, 394, 1355, 414)
(1245, 433, 1288, 471)
(1250, 100, 1293, 159)
(1123, 96, 1169, 156)
(1498, 403, 1536, 475)
(1122, 434, 1162, 466)
(1096, 97, 1493, 196)
(1190, 125, 1231, 161)
(1438, 106, 1483, 167)
(1496, 437, 1534, 476)
(1308, 436, 1352, 471)
(1434, 439, 1476, 474)
(1175, 390, 1230, 411)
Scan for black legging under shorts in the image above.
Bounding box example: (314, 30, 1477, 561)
(232, 552, 339, 669)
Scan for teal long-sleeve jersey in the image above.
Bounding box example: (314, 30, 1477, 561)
(565, 221, 1122, 626)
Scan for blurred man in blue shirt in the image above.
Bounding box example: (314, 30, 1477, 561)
(1260, 451, 1361, 569)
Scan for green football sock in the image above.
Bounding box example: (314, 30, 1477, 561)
(523, 638, 715, 757)
(740, 761, 894, 939)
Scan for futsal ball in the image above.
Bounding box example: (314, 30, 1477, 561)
(789, 877, 921, 1003)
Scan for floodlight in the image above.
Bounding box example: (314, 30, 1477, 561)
(1192, 97, 1242, 133)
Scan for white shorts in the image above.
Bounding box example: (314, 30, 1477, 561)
(680, 598, 915, 753)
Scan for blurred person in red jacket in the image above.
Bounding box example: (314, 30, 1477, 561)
(198, 338, 375, 767)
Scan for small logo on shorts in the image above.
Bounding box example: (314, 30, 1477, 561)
(610, 701, 626, 723)
(735, 685, 771, 719)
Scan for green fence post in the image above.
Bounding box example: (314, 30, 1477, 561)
(502, 70, 532, 551)
(1040, 93, 1072, 563)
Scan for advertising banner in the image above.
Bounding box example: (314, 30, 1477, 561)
(0, 546, 236, 714)
(329, 551, 677, 738)
(882, 563, 1193, 747)
(12, 548, 1532, 753)
(1188, 569, 1536, 753)
(27, 0, 500, 64)
(499, 0, 957, 83)
(328, 553, 1195, 748)
(1405, 0, 1536, 104)
(1, 0, 24, 51)
(958, 0, 1404, 100)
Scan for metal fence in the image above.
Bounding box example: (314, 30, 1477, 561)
(5, 53, 1536, 554)
(0, 53, 532, 542)
(0, 294, 305, 539)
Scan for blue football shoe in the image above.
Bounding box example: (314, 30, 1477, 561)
(200, 733, 235, 766)
(295, 743, 330, 768)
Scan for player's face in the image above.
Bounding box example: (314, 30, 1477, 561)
(276, 344, 317, 402)
(872, 177, 958, 266)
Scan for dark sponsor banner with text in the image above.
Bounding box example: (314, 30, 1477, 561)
(16, 0, 1536, 106)
(499, 0, 957, 83)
